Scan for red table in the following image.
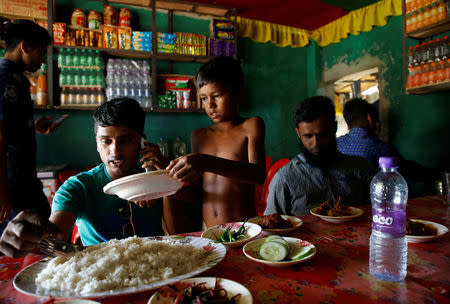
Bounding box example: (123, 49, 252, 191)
(1, 196, 449, 303)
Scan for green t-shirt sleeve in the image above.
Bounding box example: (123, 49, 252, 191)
(51, 175, 84, 216)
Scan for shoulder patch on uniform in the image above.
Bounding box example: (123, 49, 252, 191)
(4, 85, 18, 102)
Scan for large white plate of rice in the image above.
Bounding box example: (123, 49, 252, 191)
(13, 236, 226, 299)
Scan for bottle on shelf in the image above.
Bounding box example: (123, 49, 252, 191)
(57, 48, 65, 68)
(173, 136, 187, 159)
(80, 49, 87, 67)
(36, 64, 47, 106)
(65, 48, 73, 67)
(60, 87, 68, 105)
(73, 49, 80, 67)
(369, 157, 408, 282)
(437, 0, 447, 22)
(86, 49, 94, 67)
(158, 137, 169, 159)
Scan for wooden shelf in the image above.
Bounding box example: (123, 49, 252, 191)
(54, 105, 100, 111)
(406, 81, 450, 94)
(152, 108, 204, 113)
(156, 53, 212, 63)
(406, 18, 450, 39)
(53, 104, 204, 113)
(108, 0, 235, 17)
(33, 105, 53, 110)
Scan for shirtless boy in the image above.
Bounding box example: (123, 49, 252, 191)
(166, 57, 266, 228)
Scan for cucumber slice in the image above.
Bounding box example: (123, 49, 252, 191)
(259, 241, 289, 261)
(264, 235, 288, 246)
(288, 246, 313, 260)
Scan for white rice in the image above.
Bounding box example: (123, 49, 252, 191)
(35, 236, 212, 294)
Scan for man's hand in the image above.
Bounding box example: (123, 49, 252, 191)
(166, 153, 204, 183)
(0, 210, 63, 258)
(140, 142, 168, 170)
(0, 199, 11, 223)
(35, 115, 68, 135)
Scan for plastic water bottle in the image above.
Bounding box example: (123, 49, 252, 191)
(158, 137, 169, 159)
(369, 157, 408, 282)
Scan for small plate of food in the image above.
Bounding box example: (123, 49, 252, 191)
(248, 214, 302, 235)
(310, 197, 363, 223)
(148, 277, 253, 304)
(406, 219, 448, 243)
(201, 221, 262, 247)
(243, 236, 316, 268)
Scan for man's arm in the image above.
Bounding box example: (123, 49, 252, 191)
(0, 120, 12, 222)
(167, 117, 266, 185)
(264, 172, 291, 215)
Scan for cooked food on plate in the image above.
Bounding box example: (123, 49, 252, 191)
(258, 214, 293, 229)
(406, 219, 438, 236)
(167, 279, 240, 304)
(35, 237, 214, 294)
(312, 197, 354, 216)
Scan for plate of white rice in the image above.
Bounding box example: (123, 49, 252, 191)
(13, 236, 226, 299)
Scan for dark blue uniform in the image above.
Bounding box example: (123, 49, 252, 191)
(0, 58, 50, 226)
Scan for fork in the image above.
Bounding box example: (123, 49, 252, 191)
(39, 238, 84, 257)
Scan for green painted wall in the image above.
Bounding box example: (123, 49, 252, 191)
(35, 0, 308, 169)
(318, 16, 449, 171)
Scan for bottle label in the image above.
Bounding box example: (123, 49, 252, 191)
(372, 208, 405, 238)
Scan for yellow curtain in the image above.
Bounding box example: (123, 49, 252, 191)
(235, 0, 402, 48)
(236, 16, 310, 48)
(311, 0, 402, 47)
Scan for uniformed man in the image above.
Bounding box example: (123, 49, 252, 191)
(0, 19, 63, 233)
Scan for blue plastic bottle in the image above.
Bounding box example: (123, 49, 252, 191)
(369, 157, 408, 282)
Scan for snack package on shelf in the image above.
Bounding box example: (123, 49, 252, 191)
(158, 76, 197, 109)
(174, 32, 207, 56)
(118, 27, 132, 50)
(36, 21, 66, 45)
(131, 31, 152, 51)
(211, 19, 235, 40)
(103, 25, 118, 49)
(209, 38, 235, 57)
(66, 26, 102, 47)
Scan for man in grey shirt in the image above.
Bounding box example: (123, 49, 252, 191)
(264, 96, 377, 216)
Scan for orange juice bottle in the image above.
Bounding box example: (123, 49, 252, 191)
(429, 61, 438, 84)
(423, 5, 432, 26)
(416, 9, 424, 29)
(446, 58, 450, 82)
(437, 0, 446, 22)
(406, 0, 412, 14)
(413, 64, 422, 86)
(36, 64, 48, 106)
(407, 66, 415, 88)
(430, 2, 438, 24)
(410, 11, 418, 31)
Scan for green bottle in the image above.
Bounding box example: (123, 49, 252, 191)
(65, 49, 73, 67)
(86, 49, 94, 67)
(73, 49, 80, 67)
(80, 49, 87, 67)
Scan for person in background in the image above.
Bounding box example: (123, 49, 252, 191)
(337, 98, 440, 196)
(336, 98, 395, 164)
(264, 96, 377, 216)
(0, 98, 166, 257)
(164, 57, 266, 231)
(0, 20, 65, 234)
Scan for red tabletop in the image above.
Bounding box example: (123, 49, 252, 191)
(1, 195, 449, 304)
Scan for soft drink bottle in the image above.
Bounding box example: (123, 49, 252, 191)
(369, 157, 408, 282)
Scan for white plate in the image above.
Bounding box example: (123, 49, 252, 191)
(148, 277, 253, 304)
(310, 207, 363, 223)
(103, 170, 183, 201)
(13, 236, 226, 299)
(406, 219, 449, 243)
(248, 215, 302, 235)
(243, 237, 316, 268)
(201, 222, 262, 247)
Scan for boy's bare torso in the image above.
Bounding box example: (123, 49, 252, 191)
(194, 118, 257, 226)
